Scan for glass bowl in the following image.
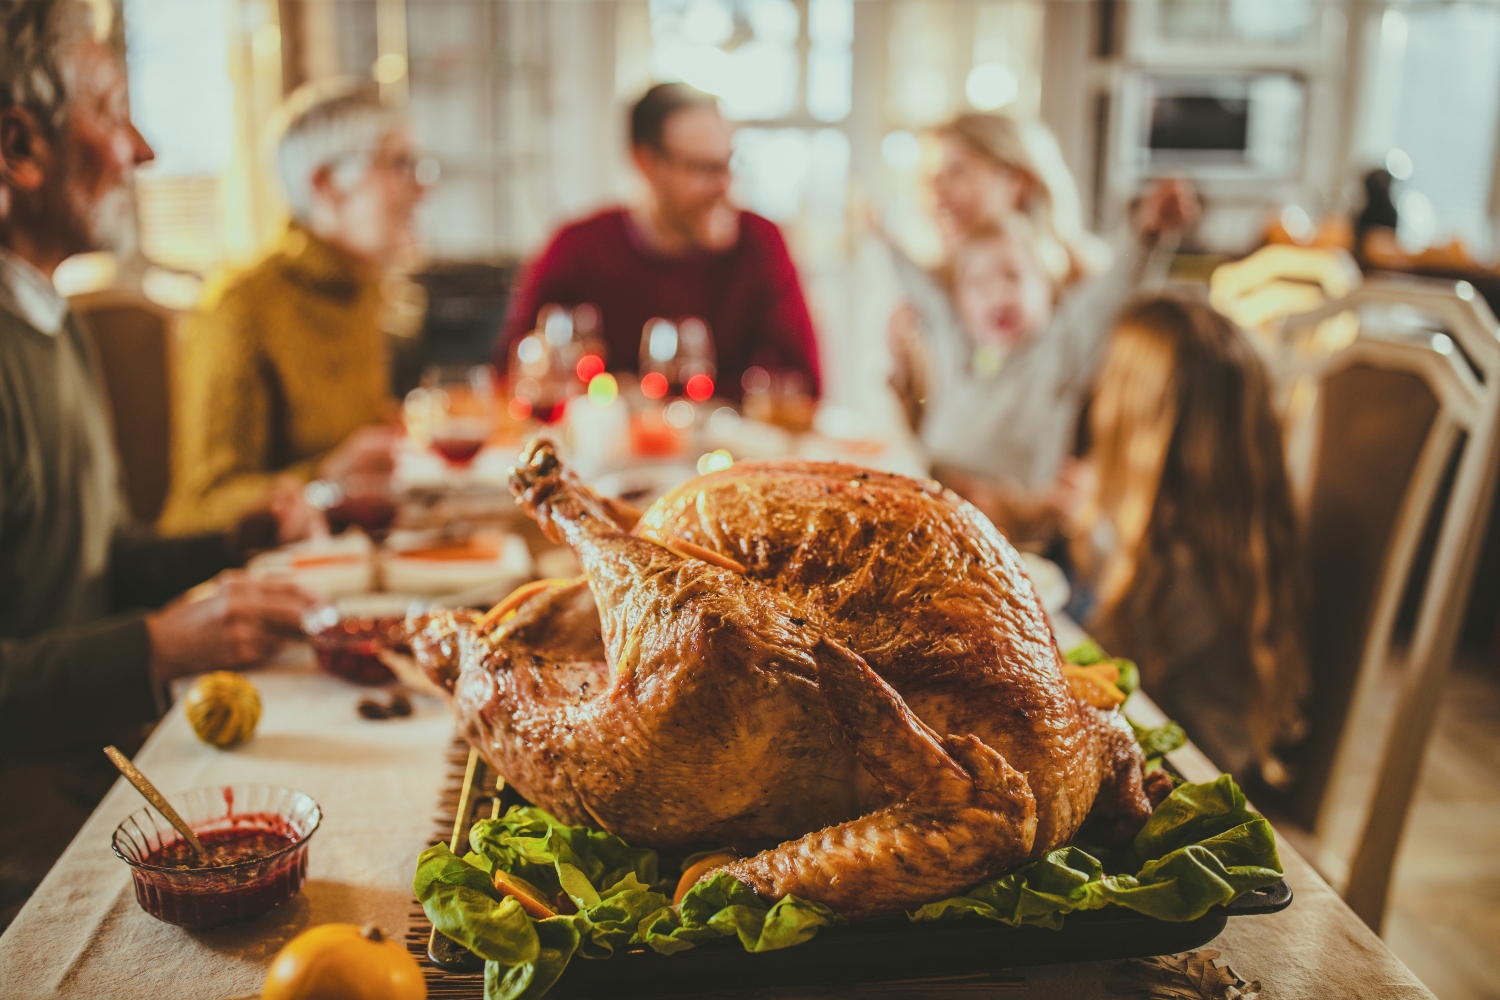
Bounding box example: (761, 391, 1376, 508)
(306, 474, 398, 541)
(111, 785, 320, 927)
(302, 595, 416, 686)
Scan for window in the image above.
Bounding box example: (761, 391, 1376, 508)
(1356, 5, 1500, 255)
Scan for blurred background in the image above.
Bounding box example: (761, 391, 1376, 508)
(78, 0, 1500, 406)
(44, 4, 1500, 994)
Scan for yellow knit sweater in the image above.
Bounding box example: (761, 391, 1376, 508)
(159, 223, 391, 535)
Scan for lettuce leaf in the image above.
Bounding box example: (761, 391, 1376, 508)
(416, 779, 1281, 999)
(910, 776, 1283, 928)
(640, 871, 841, 954)
(1131, 719, 1187, 760)
(413, 843, 540, 966)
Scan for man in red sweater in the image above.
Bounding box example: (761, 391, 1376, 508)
(495, 84, 821, 401)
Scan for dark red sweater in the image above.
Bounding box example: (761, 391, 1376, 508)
(496, 208, 821, 400)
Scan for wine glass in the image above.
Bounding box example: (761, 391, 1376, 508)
(408, 365, 494, 468)
(638, 316, 716, 401)
(510, 304, 591, 423)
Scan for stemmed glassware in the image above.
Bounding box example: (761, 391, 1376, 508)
(509, 304, 606, 422)
(404, 365, 495, 471)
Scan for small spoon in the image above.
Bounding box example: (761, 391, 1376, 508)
(103, 745, 208, 864)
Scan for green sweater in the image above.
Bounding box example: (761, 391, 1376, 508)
(0, 305, 233, 753)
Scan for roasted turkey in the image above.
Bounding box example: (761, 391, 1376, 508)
(410, 440, 1155, 919)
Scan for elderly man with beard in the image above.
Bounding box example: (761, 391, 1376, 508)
(0, 0, 316, 928)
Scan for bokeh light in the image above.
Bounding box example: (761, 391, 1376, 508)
(588, 372, 619, 406)
(965, 62, 1018, 111)
(697, 449, 734, 475)
(665, 399, 696, 429)
(507, 396, 532, 421)
(576, 353, 605, 382)
(641, 372, 669, 399)
(685, 373, 715, 401)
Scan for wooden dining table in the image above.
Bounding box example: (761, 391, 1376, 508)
(0, 424, 1440, 998)
(0, 627, 1436, 999)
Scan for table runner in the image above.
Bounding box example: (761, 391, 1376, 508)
(0, 650, 452, 999)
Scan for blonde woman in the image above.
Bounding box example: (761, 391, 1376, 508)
(1067, 295, 1309, 787)
(889, 112, 1196, 543)
(930, 113, 1112, 284)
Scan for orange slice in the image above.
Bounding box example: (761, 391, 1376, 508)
(492, 870, 557, 919)
(638, 530, 746, 574)
(674, 852, 737, 904)
(476, 577, 580, 631)
(1063, 664, 1127, 709)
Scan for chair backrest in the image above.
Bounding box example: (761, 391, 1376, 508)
(1210, 244, 1364, 364)
(1282, 276, 1500, 931)
(1210, 245, 1366, 496)
(71, 290, 176, 524)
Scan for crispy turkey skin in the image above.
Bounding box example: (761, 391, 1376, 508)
(409, 440, 1152, 918)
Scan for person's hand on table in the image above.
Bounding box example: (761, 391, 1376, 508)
(1052, 457, 1097, 538)
(146, 571, 318, 682)
(318, 424, 401, 482)
(227, 475, 324, 553)
(263, 475, 320, 544)
(1134, 177, 1200, 238)
(887, 301, 927, 432)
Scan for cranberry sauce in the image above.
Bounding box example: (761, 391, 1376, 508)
(307, 615, 407, 685)
(145, 825, 295, 870)
(129, 814, 310, 928)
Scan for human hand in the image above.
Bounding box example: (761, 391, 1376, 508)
(1133, 177, 1200, 238)
(145, 571, 318, 682)
(887, 302, 926, 432)
(318, 424, 400, 482)
(1052, 458, 1098, 537)
(265, 475, 321, 544)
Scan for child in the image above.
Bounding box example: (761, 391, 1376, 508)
(892, 215, 1095, 541)
(1067, 295, 1309, 787)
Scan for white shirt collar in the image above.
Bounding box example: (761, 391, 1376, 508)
(0, 246, 68, 336)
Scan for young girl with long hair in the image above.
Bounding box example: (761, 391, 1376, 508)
(1070, 295, 1309, 786)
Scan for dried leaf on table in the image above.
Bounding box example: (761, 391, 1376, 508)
(1106, 949, 1262, 1000)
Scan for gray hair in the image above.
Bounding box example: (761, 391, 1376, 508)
(273, 78, 401, 222)
(0, 0, 110, 136)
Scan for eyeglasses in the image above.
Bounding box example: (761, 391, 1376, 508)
(328, 150, 440, 188)
(653, 147, 732, 179)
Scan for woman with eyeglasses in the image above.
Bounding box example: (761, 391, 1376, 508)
(160, 80, 428, 536)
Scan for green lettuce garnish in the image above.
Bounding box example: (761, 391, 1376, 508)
(417, 778, 1282, 999)
(414, 807, 840, 1000)
(1132, 719, 1187, 761)
(911, 775, 1282, 928)
(417, 760, 1278, 999)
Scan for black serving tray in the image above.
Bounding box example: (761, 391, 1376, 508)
(409, 745, 1292, 998)
(545, 880, 1290, 997)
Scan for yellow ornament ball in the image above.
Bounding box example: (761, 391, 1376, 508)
(263, 923, 426, 1000)
(183, 671, 261, 748)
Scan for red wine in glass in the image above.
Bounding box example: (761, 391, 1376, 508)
(325, 494, 397, 541)
(430, 436, 485, 466)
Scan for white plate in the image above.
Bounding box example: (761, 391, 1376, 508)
(247, 533, 376, 598)
(382, 532, 533, 596)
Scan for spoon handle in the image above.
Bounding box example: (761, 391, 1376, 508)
(103, 745, 208, 862)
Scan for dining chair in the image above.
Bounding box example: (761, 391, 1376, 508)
(71, 289, 178, 524)
(1209, 245, 1365, 494)
(1279, 276, 1500, 932)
